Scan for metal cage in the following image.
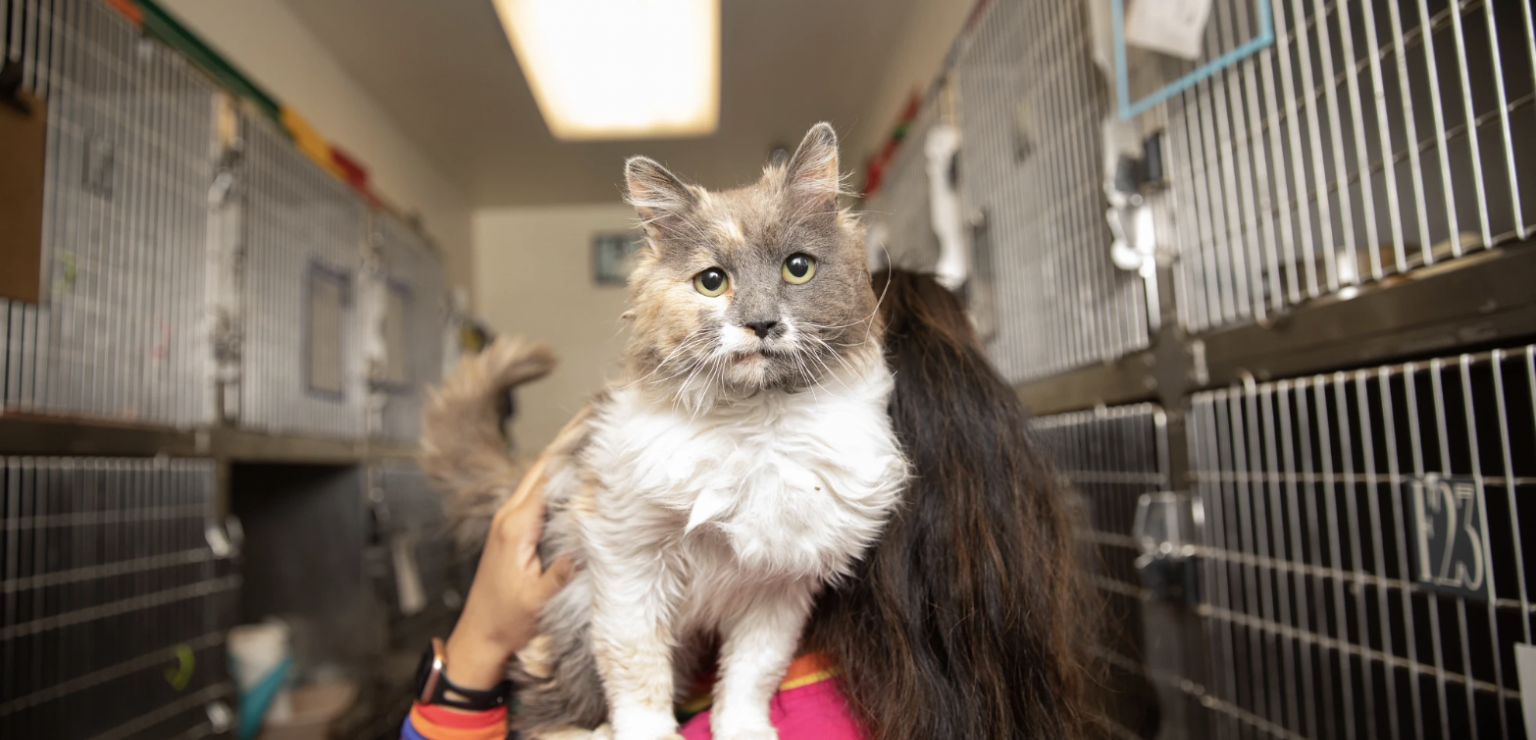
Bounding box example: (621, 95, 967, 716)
(372, 462, 462, 644)
(1163, 0, 1535, 334)
(2, 0, 56, 98)
(1032, 404, 1175, 739)
(0, 457, 236, 739)
(1, 0, 215, 427)
(862, 94, 943, 276)
(955, 0, 1152, 383)
(1187, 343, 1536, 739)
(239, 110, 368, 440)
(366, 461, 468, 737)
(368, 217, 448, 443)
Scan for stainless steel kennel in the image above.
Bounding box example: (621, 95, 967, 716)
(0, 457, 236, 739)
(2, 0, 453, 443)
(1, 0, 215, 428)
(3, 4, 456, 738)
(877, 0, 1536, 737)
(1037, 345, 1536, 740)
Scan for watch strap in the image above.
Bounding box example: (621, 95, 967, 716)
(419, 638, 513, 712)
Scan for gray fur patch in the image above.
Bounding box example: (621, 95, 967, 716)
(515, 613, 608, 732)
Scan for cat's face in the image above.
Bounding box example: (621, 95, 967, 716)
(623, 124, 878, 403)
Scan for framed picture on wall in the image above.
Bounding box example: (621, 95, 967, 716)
(593, 232, 643, 285)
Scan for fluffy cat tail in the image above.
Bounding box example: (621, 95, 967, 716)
(420, 336, 557, 547)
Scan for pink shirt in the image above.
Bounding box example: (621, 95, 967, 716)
(678, 654, 865, 740)
(403, 653, 864, 740)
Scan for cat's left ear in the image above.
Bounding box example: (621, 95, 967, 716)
(784, 122, 841, 209)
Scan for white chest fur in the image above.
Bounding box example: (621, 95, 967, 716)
(544, 355, 908, 740)
(581, 357, 906, 582)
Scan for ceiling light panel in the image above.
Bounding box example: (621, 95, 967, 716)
(493, 0, 720, 141)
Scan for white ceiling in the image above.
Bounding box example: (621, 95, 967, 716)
(278, 0, 929, 206)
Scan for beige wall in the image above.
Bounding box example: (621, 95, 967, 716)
(158, 0, 477, 303)
(474, 204, 637, 449)
(848, 0, 975, 164)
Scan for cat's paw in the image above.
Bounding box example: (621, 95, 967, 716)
(713, 728, 778, 740)
(534, 726, 677, 740)
(607, 721, 684, 740)
(587, 728, 682, 740)
(526, 727, 606, 740)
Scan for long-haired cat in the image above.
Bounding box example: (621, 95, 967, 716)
(423, 123, 907, 740)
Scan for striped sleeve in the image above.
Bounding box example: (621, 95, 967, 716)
(402, 704, 509, 740)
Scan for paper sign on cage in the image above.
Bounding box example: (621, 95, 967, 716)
(1112, 0, 1275, 119)
(1125, 0, 1213, 60)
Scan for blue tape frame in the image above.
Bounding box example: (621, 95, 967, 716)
(1113, 0, 1275, 120)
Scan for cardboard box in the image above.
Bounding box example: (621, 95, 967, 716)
(0, 89, 45, 304)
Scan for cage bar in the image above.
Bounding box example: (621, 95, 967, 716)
(372, 462, 461, 641)
(0, 457, 235, 739)
(861, 91, 943, 279)
(364, 461, 469, 734)
(950, 0, 1151, 383)
(368, 217, 449, 443)
(1164, 0, 1536, 335)
(238, 110, 368, 440)
(1033, 404, 1172, 739)
(1188, 343, 1536, 738)
(0, 0, 214, 428)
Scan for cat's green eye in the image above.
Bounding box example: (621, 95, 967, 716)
(694, 268, 729, 297)
(782, 254, 816, 284)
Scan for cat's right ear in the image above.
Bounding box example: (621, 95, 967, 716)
(625, 157, 695, 230)
(783, 123, 841, 209)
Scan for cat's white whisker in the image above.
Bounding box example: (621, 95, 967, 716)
(800, 348, 855, 401)
(862, 253, 894, 343)
(623, 333, 713, 388)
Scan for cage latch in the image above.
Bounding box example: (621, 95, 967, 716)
(1132, 492, 1201, 608)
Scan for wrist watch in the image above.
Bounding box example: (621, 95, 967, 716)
(413, 637, 514, 711)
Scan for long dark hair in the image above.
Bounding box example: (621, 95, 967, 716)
(804, 270, 1093, 740)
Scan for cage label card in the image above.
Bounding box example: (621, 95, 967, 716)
(1124, 0, 1214, 61)
(1407, 474, 1492, 601)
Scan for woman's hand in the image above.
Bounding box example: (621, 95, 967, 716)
(442, 455, 575, 692)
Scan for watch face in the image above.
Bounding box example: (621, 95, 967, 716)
(413, 643, 437, 700)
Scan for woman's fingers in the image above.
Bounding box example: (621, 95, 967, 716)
(488, 452, 573, 601)
(506, 454, 551, 509)
(493, 498, 544, 553)
(494, 455, 554, 556)
(534, 555, 576, 598)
